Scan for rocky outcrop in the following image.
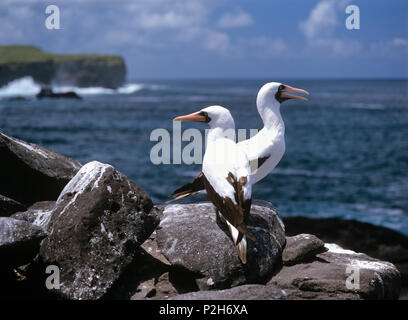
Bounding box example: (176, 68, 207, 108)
(11, 201, 55, 232)
(0, 132, 402, 300)
(156, 201, 286, 290)
(282, 233, 325, 266)
(0, 46, 126, 89)
(0, 217, 47, 269)
(283, 216, 408, 298)
(0, 133, 81, 206)
(39, 161, 160, 300)
(0, 194, 26, 217)
(104, 230, 199, 300)
(170, 284, 294, 300)
(269, 242, 400, 300)
(36, 88, 82, 100)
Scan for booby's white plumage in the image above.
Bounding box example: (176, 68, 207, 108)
(238, 82, 287, 184)
(201, 106, 252, 204)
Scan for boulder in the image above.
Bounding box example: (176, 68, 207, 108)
(169, 284, 294, 300)
(0, 217, 47, 269)
(283, 216, 408, 298)
(11, 201, 55, 232)
(282, 233, 325, 265)
(39, 161, 160, 300)
(0, 194, 26, 217)
(268, 243, 401, 300)
(156, 200, 286, 290)
(0, 132, 81, 206)
(106, 230, 199, 300)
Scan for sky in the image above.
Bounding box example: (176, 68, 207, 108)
(1, 0, 407, 79)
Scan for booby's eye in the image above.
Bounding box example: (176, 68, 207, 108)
(199, 111, 211, 123)
(279, 85, 285, 91)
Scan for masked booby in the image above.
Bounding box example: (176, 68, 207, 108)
(174, 105, 254, 264)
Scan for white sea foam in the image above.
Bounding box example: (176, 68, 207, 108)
(272, 168, 345, 179)
(347, 103, 385, 110)
(0, 77, 41, 97)
(0, 76, 148, 98)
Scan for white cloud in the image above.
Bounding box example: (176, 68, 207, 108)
(217, 10, 253, 28)
(138, 11, 197, 29)
(392, 38, 408, 48)
(299, 0, 338, 40)
(203, 30, 232, 55)
(369, 38, 408, 57)
(299, 0, 359, 55)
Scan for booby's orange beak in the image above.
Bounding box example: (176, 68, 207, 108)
(174, 111, 206, 122)
(281, 85, 309, 101)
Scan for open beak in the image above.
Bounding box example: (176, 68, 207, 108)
(281, 85, 309, 101)
(174, 111, 206, 122)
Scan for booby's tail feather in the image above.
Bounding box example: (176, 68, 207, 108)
(227, 220, 248, 264)
(236, 235, 247, 265)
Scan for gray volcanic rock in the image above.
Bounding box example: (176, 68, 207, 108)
(0, 132, 81, 206)
(169, 284, 294, 300)
(283, 216, 408, 298)
(156, 200, 286, 290)
(39, 161, 160, 300)
(269, 243, 401, 300)
(11, 201, 55, 232)
(0, 194, 26, 217)
(282, 233, 325, 265)
(107, 231, 198, 300)
(0, 217, 47, 268)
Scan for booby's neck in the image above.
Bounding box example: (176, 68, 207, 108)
(257, 98, 285, 133)
(206, 121, 236, 144)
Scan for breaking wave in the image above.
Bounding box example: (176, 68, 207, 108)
(0, 77, 42, 97)
(0, 76, 151, 98)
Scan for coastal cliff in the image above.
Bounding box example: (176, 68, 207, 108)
(0, 45, 126, 89)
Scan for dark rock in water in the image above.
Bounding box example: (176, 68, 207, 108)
(39, 161, 160, 300)
(169, 284, 294, 300)
(0, 132, 81, 206)
(282, 233, 325, 266)
(268, 243, 401, 300)
(0, 217, 47, 269)
(283, 216, 408, 298)
(0, 194, 26, 217)
(36, 88, 82, 100)
(156, 200, 286, 291)
(11, 201, 55, 232)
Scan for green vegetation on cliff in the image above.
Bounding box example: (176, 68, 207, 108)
(0, 45, 124, 66)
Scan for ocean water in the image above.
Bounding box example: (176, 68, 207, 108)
(0, 77, 407, 235)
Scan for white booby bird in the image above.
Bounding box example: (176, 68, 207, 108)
(170, 82, 309, 201)
(174, 105, 255, 264)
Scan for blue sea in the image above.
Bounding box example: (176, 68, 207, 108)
(1, 77, 407, 235)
